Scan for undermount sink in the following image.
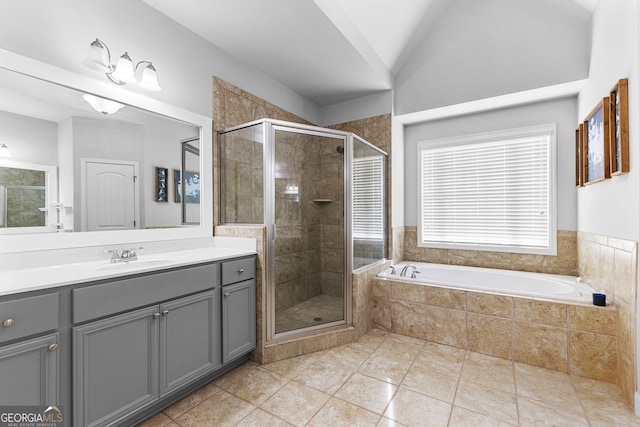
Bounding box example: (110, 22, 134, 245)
(96, 259, 173, 272)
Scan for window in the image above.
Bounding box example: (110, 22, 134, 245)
(418, 124, 556, 255)
(353, 155, 385, 240)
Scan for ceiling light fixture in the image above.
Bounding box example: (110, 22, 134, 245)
(0, 144, 11, 158)
(82, 94, 126, 115)
(82, 38, 161, 92)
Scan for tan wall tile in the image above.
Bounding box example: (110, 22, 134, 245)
(466, 293, 513, 318)
(568, 305, 617, 335)
(372, 296, 391, 331)
(426, 286, 466, 310)
(568, 330, 616, 383)
(391, 300, 427, 340)
(514, 322, 568, 372)
(514, 298, 567, 327)
(467, 313, 512, 359)
(425, 306, 467, 348)
(616, 301, 634, 359)
(372, 278, 391, 298)
(617, 352, 635, 405)
(390, 281, 426, 304)
(614, 249, 635, 305)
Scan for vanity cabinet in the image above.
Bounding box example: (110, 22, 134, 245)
(73, 289, 218, 427)
(0, 333, 59, 405)
(221, 257, 256, 363)
(0, 292, 60, 406)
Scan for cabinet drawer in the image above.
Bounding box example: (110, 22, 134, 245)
(0, 293, 59, 344)
(73, 263, 218, 324)
(221, 257, 255, 286)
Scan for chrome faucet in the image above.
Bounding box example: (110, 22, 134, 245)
(400, 264, 417, 277)
(104, 247, 143, 263)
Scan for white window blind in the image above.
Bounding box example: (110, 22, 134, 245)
(418, 125, 556, 254)
(353, 156, 384, 240)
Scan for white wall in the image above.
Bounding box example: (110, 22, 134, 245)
(0, 111, 57, 165)
(403, 97, 578, 231)
(319, 90, 392, 127)
(394, 0, 591, 116)
(577, 0, 639, 240)
(0, 0, 321, 124)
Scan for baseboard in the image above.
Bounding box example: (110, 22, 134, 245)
(635, 391, 640, 417)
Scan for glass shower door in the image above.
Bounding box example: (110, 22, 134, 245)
(271, 126, 347, 335)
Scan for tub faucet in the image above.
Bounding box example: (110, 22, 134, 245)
(400, 264, 417, 277)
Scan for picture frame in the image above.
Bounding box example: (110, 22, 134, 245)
(609, 78, 629, 175)
(154, 167, 168, 202)
(575, 123, 584, 187)
(174, 170, 200, 203)
(583, 98, 610, 185)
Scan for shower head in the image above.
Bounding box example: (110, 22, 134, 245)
(336, 145, 344, 155)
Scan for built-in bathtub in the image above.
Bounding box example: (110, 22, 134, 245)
(378, 261, 595, 304)
(373, 261, 618, 383)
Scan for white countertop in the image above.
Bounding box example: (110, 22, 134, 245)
(0, 240, 256, 297)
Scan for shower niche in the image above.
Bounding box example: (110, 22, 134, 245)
(219, 119, 387, 340)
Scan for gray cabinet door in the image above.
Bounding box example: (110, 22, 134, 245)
(0, 333, 58, 406)
(160, 290, 219, 396)
(73, 306, 160, 427)
(222, 280, 256, 363)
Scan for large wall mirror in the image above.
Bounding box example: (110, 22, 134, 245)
(0, 49, 212, 253)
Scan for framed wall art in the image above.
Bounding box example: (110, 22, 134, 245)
(575, 123, 584, 187)
(583, 98, 611, 185)
(609, 78, 629, 175)
(155, 166, 168, 202)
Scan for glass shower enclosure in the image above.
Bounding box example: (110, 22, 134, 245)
(219, 119, 387, 340)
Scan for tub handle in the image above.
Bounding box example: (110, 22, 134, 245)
(389, 265, 396, 275)
(411, 270, 420, 279)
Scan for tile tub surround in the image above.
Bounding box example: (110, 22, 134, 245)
(373, 277, 620, 384)
(136, 329, 640, 427)
(578, 231, 638, 406)
(403, 226, 579, 276)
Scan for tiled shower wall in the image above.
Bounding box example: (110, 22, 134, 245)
(577, 231, 637, 406)
(213, 77, 393, 363)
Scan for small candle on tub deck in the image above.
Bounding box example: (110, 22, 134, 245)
(592, 293, 606, 306)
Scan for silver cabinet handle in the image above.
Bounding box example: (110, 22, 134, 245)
(153, 313, 161, 319)
(239, 268, 245, 274)
(224, 292, 230, 297)
(48, 343, 58, 352)
(2, 319, 14, 327)
(162, 310, 169, 317)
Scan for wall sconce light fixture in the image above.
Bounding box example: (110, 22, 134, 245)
(82, 38, 161, 92)
(0, 144, 11, 158)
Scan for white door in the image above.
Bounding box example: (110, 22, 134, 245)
(84, 161, 138, 231)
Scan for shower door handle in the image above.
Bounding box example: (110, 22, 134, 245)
(272, 224, 277, 240)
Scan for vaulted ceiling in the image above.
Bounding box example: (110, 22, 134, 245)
(142, 0, 597, 107)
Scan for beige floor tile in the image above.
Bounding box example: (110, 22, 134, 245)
(514, 363, 582, 412)
(449, 406, 516, 426)
(376, 417, 407, 427)
(373, 336, 423, 362)
(401, 365, 459, 403)
(388, 332, 426, 346)
(260, 381, 331, 427)
(235, 408, 294, 426)
(293, 359, 352, 394)
(578, 392, 640, 426)
(162, 382, 221, 419)
(350, 331, 387, 353)
(214, 362, 288, 405)
(320, 343, 371, 371)
(517, 396, 588, 426)
(570, 374, 626, 399)
(454, 380, 518, 425)
(413, 343, 465, 374)
(134, 412, 174, 427)
(357, 354, 412, 385)
(460, 352, 515, 393)
(261, 353, 319, 379)
(175, 389, 255, 427)
(383, 388, 451, 427)
(335, 373, 398, 414)
(307, 397, 381, 426)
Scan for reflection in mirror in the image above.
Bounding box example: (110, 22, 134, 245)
(180, 138, 200, 225)
(0, 67, 201, 235)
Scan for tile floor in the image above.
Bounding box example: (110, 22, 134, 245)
(275, 294, 344, 333)
(137, 329, 640, 427)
